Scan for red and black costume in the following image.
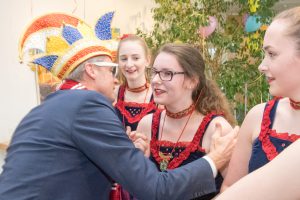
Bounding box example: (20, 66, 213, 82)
(150, 109, 223, 200)
(249, 98, 300, 173)
(114, 85, 157, 131)
(112, 85, 158, 200)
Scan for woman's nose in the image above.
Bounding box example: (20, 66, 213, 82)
(258, 63, 267, 73)
(125, 58, 134, 67)
(258, 57, 268, 72)
(151, 73, 162, 84)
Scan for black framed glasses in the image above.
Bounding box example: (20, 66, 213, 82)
(151, 68, 185, 81)
(92, 62, 118, 77)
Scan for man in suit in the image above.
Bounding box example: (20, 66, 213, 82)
(0, 13, 238, 200)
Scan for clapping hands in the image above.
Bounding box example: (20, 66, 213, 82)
(126, 126, 150, 157)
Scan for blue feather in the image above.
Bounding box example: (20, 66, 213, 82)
(62, 25, 83, 44)
(33, 55, 58, 71)
(95, 11, 114, 40)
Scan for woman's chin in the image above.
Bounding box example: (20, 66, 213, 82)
(125, 74, 138, 81)
(269, 88, 284, 99)
(153, 97, 166, 105)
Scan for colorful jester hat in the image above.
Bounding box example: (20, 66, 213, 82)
(19, 12, 118, 79)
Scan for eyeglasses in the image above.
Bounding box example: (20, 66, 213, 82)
(92, 62, 118, 77)
(150, 68, 185, 81)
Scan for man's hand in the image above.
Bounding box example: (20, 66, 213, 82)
(207, 123, 239, 170)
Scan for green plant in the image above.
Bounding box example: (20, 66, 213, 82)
(137, 0, 278, 123)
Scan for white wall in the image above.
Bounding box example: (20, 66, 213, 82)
(0, 0, 155, 147)
(0, 150, 5, 173)
(0, 0, 38, 145)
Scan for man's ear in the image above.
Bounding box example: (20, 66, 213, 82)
(84, 63, 97, 80)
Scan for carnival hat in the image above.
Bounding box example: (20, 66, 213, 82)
(19, 12, 118, 79)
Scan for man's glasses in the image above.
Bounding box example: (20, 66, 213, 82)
(151, 68, 185, 81)
(92, 62, 118, 77)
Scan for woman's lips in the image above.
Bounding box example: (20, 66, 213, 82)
(266, 76, 275, 83)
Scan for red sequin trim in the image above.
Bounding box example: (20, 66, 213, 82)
(21, 14, 79, 49)
(259, 99, 300, 161)
(157, 140, 190, 148)
(57, 79, 87, 90)
(150, 110, 219, 169)
(269, 130, 300, 142)
(114, 85, 157, 123)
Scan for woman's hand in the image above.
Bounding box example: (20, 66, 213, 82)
(126, 126, 150, 157)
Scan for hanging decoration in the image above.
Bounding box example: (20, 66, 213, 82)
(242, 13, 249, 25)
(245, 15, 261, 33)
(260, 24, 268, 31)
(198, 16, 218, 38)
(248, 0, 260, 13)
(245, 32, 262, 52)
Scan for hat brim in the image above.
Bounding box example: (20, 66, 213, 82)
(92, 62, 118, 67)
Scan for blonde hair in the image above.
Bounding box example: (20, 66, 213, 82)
(274, 6, 300, 53)
(116, 35, 151, 85)
(156, 43, 235, 125)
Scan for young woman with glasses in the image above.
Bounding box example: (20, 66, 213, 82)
(136, 43, 236, 199)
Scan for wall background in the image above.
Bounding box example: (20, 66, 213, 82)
(0, 0, 155, 148)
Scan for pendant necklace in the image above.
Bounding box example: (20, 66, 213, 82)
(158, 105, 194, 171)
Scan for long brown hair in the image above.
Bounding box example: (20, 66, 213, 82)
(156, 43, 235, 125)
(116, 35, 151, 85)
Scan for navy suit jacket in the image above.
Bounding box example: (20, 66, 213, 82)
(0, 90, 216, 200)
